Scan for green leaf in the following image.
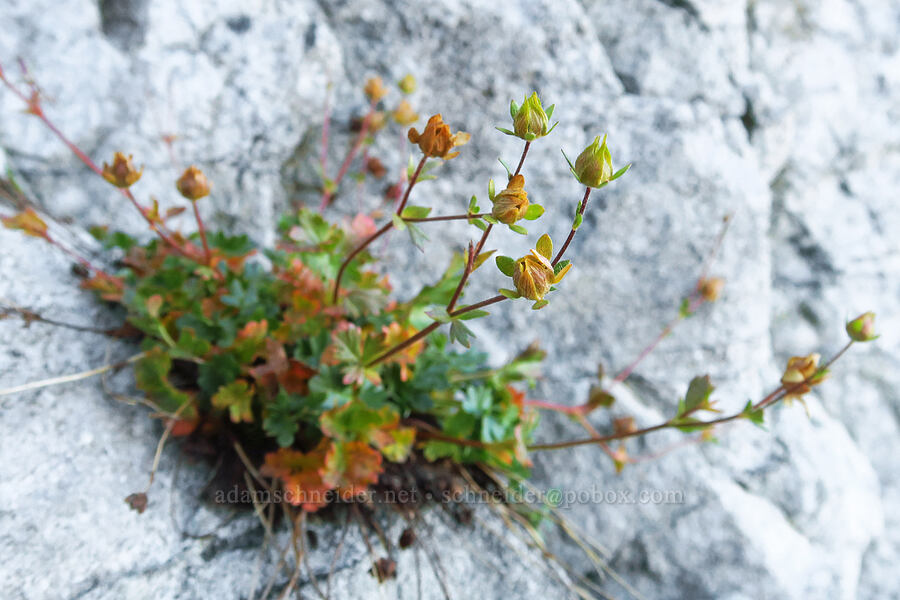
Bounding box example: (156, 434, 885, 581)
(495, 127, 516, 136)
(498, 157, 512, 178)
(498, 288, 521, 299)
(472, 219, 488, 231)
(495, 255, 516, 277)
(610, 164, 632, 181)
(553, 260, 570, 276)
(682, 375, 716, 415)
(468, 195, 479, 213)
(561, 149, 576, 173)
(509, 100, 519, 120)
(391, 214, 407, 231)
(508, 224, 528, 235)
(488, 179, 496, 200)
(455, 309, 490, 321)
(449, 320, 475, 348)
(211, 380, 255, 423)
(741, 400, 766, 428)
(134, 347, 193, 415)
(406, 221, 429, 251)
(426, 307, 452, 323)
(536, 233, 553, 259)
(531, 299, 549, 310)
(545, 104, 555, 119)
(483, 215, 499, 225)
(679, 297, 693, 318)
(573, 213, 583, 230)
(523, 204, 544, 220)
(400, 205, 432, 219)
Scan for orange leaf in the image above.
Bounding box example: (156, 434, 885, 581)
(261, 441, 333, 512)
(2, 208, 48, 238)
(323, 441, 382, 497)
(277, 359, 318, 395)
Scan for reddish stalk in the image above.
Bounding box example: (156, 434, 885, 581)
(403, 212, 489, 223)
(319, 98, 377, 211)
(551, 186, 591, 266)
(445, 141, 530, 312)
(610, 294, 706, 385)
(45, 235, 104, 275)
(331, 156, 428, 303)
(191, 201, 212, 265)
(0, 67, 200, 261)
(528, 341, 854, 452)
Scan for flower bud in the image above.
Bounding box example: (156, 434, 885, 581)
(780, 353, 824, 399)
(846, 312, 877, 342)
(699, 277, 725, 302)
(512, 250, 555, 301)
(512, 93, 550, 140)
(363, 77, 388, 102)
(407, 114, 470, 160)
(392, 99, 419, 126)
(176, 166, 211, 201)
(397, 74, 416, 95)
(102, 152, 143, 188)
(366, 157, 387, 178)
(573, 135, 614, 188)
(491, 174, 529, 224)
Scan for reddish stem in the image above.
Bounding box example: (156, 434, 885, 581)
(319, 98, 377, 211)
(551, 187, 591, 266)
(191, 201, 212, 265)
(610, 294, 706, 385)
(331, 156, 427, 304)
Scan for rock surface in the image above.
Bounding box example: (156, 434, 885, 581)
(1, 0, 898, 598)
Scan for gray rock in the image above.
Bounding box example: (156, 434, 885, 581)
(1, 0, 898, 598)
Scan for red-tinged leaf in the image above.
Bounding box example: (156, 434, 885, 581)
(261, 441, 333, 512)
(163, 206, 187, 220)
(277, 359, 317, 395)
(232, 320, 268, 362)
(168, 417, 199, 437)
(248, 338, 288, 394)
(80, 272, 125, 301)
(146, 294, 163, 318)
(124, 492, 148, 514)
(2, 208, 48, 238)
(369, 427, 416, 462)
(322, 441, 383, 497)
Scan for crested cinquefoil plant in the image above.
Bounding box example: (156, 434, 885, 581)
(0, 65, 877, 525)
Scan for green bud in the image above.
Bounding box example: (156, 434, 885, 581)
(512, 93, 550, 140)
(846, 312, 878, 342)
(573, 134, 614, 188)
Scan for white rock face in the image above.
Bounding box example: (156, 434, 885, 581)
(1, 0, 898, 598)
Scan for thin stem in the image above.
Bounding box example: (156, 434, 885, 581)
(610, 294, 705, 385)
(403, 212, 489, 223)
(192, 201, 212, 265)
(447, 226, 490, 312)
(366, 294, 507, 367)
(44, 235, 104, 274)
(514, 141, 530, 176)
(0, 351, 146, 397)
(446, 141, 530, 312)
(319, 98, 377, 211)
(551, 186, 591, 266)
(0, 70, 200, 261)
(331, 156, 427, 303)
(528, 341, 854, 451)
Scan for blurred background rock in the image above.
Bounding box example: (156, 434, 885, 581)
(1, 1, 897, 598)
